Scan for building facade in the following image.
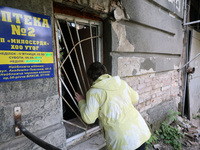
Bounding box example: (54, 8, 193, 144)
(1, 0, 199, 149)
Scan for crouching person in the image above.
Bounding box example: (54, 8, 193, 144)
(75, 62, 151, 150)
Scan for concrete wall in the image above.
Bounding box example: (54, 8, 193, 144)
(0, 0, 66, 149)
(104, 0, 185, 129)
(0, 0, 185, 149)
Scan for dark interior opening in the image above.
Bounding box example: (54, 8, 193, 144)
(58, 19, 99, 138)
(184, 30, 192, 119)
(190, 0, 200, 31)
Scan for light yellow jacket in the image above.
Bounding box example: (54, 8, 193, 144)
(78, 74, 151, 150)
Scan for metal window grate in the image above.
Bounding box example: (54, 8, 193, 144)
(54, 14, 102, 137)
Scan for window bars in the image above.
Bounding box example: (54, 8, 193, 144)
(54, 15, 102, 133)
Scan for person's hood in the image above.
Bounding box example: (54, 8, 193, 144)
(91, 74, 121, 91)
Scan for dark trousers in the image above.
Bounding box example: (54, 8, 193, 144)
(135, 143, 146, 150)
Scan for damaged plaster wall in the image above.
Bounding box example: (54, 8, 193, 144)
(112, 22, 135, 52)
(110, 0, 184, 77)
(105, 0, 184, 129)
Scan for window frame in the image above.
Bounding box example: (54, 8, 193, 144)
(54, 13, 103, 146)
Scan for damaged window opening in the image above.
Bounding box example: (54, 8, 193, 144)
(55, 15, 102, 141)
(190, 0, 200, 31)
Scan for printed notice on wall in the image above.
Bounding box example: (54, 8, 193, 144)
(0, 6, 54, 82)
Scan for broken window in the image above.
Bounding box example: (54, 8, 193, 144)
(54, 14, 103, 142)
(190, 0, 200, 31)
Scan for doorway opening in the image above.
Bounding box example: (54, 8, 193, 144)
(190, 0, 200, 31)
(184, 30, 192, 119)
(184, 0, 200, 119)
(54, 15, 103, 139)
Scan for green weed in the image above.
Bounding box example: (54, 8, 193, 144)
(146, 111, 183, 150)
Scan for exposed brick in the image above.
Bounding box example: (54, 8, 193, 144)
(150, 88, 161, 95)
(161, 85, 171, 91)
(137, 83, 146, 90)
(146, 82, 151, 87)
(144, 78, 152, 83)
(162, 78, 172, 86)
(151, 94, 156, 98)
(139, 93, 152, 103)
(174, 71, 178, 79)
(151, 97, 163, 107)
(139, 78, 145, 84)
(172, 82, 178, 87)
(143, 86, 153, 93)
(171, 87, 179, 96)
(123, 70, 181, 113)
(152, 81, 163, 90)
(138, 97, 144, 103)
(162, 89, 170, 101)
(155, 91, 163, 97)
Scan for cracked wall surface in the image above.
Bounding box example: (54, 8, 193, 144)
(110, 0, 183, 75)
(106, 0, 184, 129)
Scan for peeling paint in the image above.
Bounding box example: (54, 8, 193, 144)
(140, 58, 156, 71)
(118, 57, 155, 77)
(112, 22, 135, 52)
(114, 6, 125, 21)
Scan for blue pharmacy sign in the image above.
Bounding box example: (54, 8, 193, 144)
(0, 6, 54, 82)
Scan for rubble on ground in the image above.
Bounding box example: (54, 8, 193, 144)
(150, 114, 200, 150)
(176, 116, 200, 149)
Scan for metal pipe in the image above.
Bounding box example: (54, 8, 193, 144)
(182, 0, 189, 117)
(16, 120, 61, 150)
(183, 0, 187, 25)
(182, 66, 188, 117)
(177, 52, 200, 71)
(184, 20, 200, 26)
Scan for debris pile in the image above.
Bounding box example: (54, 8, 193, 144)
(151, 115, 200, 150)
(176, 116, 200, 149)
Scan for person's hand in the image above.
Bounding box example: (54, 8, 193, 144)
(74, 92, 85, 102)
